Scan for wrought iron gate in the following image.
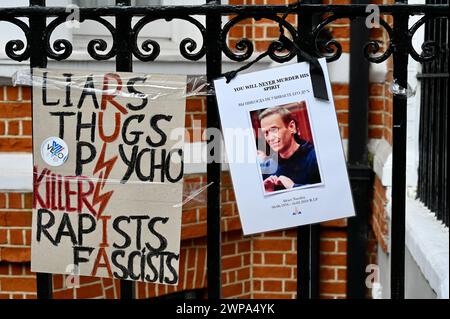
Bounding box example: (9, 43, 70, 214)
(0, 0, 448, 300)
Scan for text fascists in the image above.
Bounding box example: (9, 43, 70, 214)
(37, 208, 179, 284)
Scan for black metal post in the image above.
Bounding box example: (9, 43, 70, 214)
(116, 0, 132, 72)
(297, 226, 311, 299)
(115, 0, 135, 300)
(308, 0, 321, 298)
(346, 167, 373, 298)
(309, 223, 320, 298)
(346, 0, 372, 299)
(29, 0, 53, 300)
(205, 0, 222, 299)
(390, 1, 409, 300)
(348, 0, 370, 166)
(296, 0, 320, 300)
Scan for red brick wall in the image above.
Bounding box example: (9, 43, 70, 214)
(185, 97, 207, 143)
(221, 231, 252, 298)
(0, 193, 32, 263)
(370, 176, 389, 253)
(0, 86, 32, 152)
(368, 69, 394, 144)
(251, 230, 297, 299)
(319, 229, 348, 298)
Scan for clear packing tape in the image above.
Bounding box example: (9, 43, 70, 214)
(13, 68, 418, 99)
(12, 68, 215, 98)
(389, 79, 416, 98)
(14, 68, 215, 209)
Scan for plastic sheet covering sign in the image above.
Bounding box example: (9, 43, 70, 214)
(31, 69, 186, 285)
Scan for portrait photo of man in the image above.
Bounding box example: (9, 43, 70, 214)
(250, 101, 322, 194)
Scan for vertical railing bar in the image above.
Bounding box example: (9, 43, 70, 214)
(435, 0, 442, 220)
(417, 7, 427, 203)
(419, 4, 430, 207)
(418, 71, 425, 201)
(438, 37, 444, 222)
(309, 223, 320, 299)
(305, 0, 322, 299)
(437, 0, 446, 223)
(297, 228, 311, 299)
(423, 13, 429, 208)
(445, 81, 448, 226)
(308, 1, 322, 298)
(427, 3, 435, 212)
(442, 0, 447, 225)
(296, 0, 314, 300)
(390, 1, 409, 300)
(347, 0, 371, 299)
(430, 2, 437, 214)
(443, 7, 449, 227)
(115, 0, 135, 300)
(424, 2, 430, 211)
(437, 2, 443, 220)
(432, 0, 437, 216)
(310, 1, 324, 299)
(29, 0, 53, 300)
(348, 0, 370, 166)
(205, 0, 222, 299)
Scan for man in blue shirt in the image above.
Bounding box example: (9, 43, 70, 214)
(258, 106, 321, 193)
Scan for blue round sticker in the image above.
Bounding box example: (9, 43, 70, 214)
(40, 136, 69, 167)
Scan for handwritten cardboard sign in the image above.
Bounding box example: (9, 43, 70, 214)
(31, 69, 186, 284)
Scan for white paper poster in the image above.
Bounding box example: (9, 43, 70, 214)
(214, 59, 355, 235)
(31, 69, 186, 284)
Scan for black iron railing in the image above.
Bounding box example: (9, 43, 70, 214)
(0, 0, 448, 300)
(417, 0, 449, 228)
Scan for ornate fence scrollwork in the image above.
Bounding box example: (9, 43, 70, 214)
(0, 17, 31, 61)
(132, 15, 206, 62)
(44, 14, 118, 61)
(363, 17, 393, 63)
(83, 16, 118, 61)
(408, 15, 448, 63)
(312, 14, 348, 62)
(0, 5, 448, 67)
(220, 14, 298, 63)
(45, 16, 73, 61)
(311, 14, 394, 64)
